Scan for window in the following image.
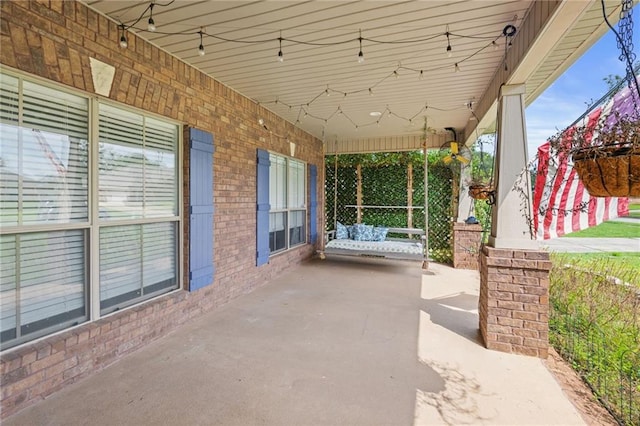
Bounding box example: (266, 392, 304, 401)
(0, 73, 89, 346)
(0, 71, 181, 348)
(268, 153, 306, 253)
(98, 104, 179, 313)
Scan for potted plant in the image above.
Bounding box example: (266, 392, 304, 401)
(467, 178, 494, 201)
(549, 111, 640, 197)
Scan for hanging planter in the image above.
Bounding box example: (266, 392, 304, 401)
(548, 110, 640, 198)
(468, 183, 494, 200)
(572, 144, 640, 197)
(569, 113, 640, 197)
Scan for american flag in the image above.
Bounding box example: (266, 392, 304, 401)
(533, 81, 637, 240)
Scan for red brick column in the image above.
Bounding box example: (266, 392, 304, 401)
(452, 223, 483, 270)
(478, 246, 551, 358)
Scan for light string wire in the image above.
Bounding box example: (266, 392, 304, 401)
(115, 1, 518, 132)
(257, 33, 514, 131)
(116, 1, 510, 49)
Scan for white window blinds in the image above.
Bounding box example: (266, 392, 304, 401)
(98, 105, 177, 220)
(0, 231, 86, 343)
(99, 223, 177, 311)
(0, 75, 89, 226)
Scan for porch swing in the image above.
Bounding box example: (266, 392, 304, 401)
(318, 136, 430, 269)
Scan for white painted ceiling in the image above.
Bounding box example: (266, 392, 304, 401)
(83, 1, 621, 142)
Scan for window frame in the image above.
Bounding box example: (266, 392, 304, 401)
(0, 69, 183, 348)
(267, 152, 307, 255)
(95, 100, 182, 315)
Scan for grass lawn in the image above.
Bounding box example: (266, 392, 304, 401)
(553, 252, 640, 275)
(563, 220, 640, 238)
(629, 203, 640, 218)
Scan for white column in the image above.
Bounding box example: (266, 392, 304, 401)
(457, 165, 473, 222)
(489, 84, 538, 249)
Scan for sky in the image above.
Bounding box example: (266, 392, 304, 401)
(525, 4, 640, 160)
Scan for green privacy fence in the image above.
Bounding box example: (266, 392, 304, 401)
(325, 151, 454, 263)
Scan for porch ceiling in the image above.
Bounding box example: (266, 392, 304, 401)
(83, 0, 623, 146)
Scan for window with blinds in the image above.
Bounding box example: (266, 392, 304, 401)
(98, 103, 179, 314)
(0, 73, 89, 346)
(0, 71, 181, 348)
(0, 75, 89, 227)
(99, 222, 177, 311)
(268, 153, 306, 254)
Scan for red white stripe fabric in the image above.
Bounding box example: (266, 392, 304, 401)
(533, 108, 629, 240)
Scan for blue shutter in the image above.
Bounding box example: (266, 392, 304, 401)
(256, 149, 270, 266)
(189, 128, 215, 291)
(309, 164, 318, 244)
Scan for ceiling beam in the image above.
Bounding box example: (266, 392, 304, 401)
(464, 0, 608, 146)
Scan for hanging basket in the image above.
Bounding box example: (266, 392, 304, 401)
(572, 146, 640, 197)
(468, 184, 494, 200)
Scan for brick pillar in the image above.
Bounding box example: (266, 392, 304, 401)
(478, 246, 551, 358)
(452, 223, 483, 270)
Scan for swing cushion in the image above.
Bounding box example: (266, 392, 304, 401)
(351, 224, 374, 241)
(372, 227, 389, 242)
(336, 222, 349, 239)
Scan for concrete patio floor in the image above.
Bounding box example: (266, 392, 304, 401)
(4, 257, 585, 425)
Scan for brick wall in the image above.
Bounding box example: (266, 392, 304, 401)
(452, 222, 483, 270)
(0, 0, 323, 418)
(478, 246, 551, 358)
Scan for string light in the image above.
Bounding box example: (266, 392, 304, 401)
(119, 24, 128, 48)
(198, 29, 205, 56)
(116, 2, 519, 73)
(147, 2, 156, 32)
(251, 22, 519, 132)
(358, 29, 364, 63)
(278, 32, 284, 62)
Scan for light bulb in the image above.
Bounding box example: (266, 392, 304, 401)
(368, 88, 373, 96)
(278, 50, 284, 62)
(393, 70, 398, 79)
(419, 70, 424, 80)
(454, 63, 460, 73)
(358, 50, 364, 63)
(148, 3, 156, 32)
(492, 40, 498, 51)
(119, 34, 128, 48)
(446, 44, 452, 58)
(197, 30, 205, 56)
